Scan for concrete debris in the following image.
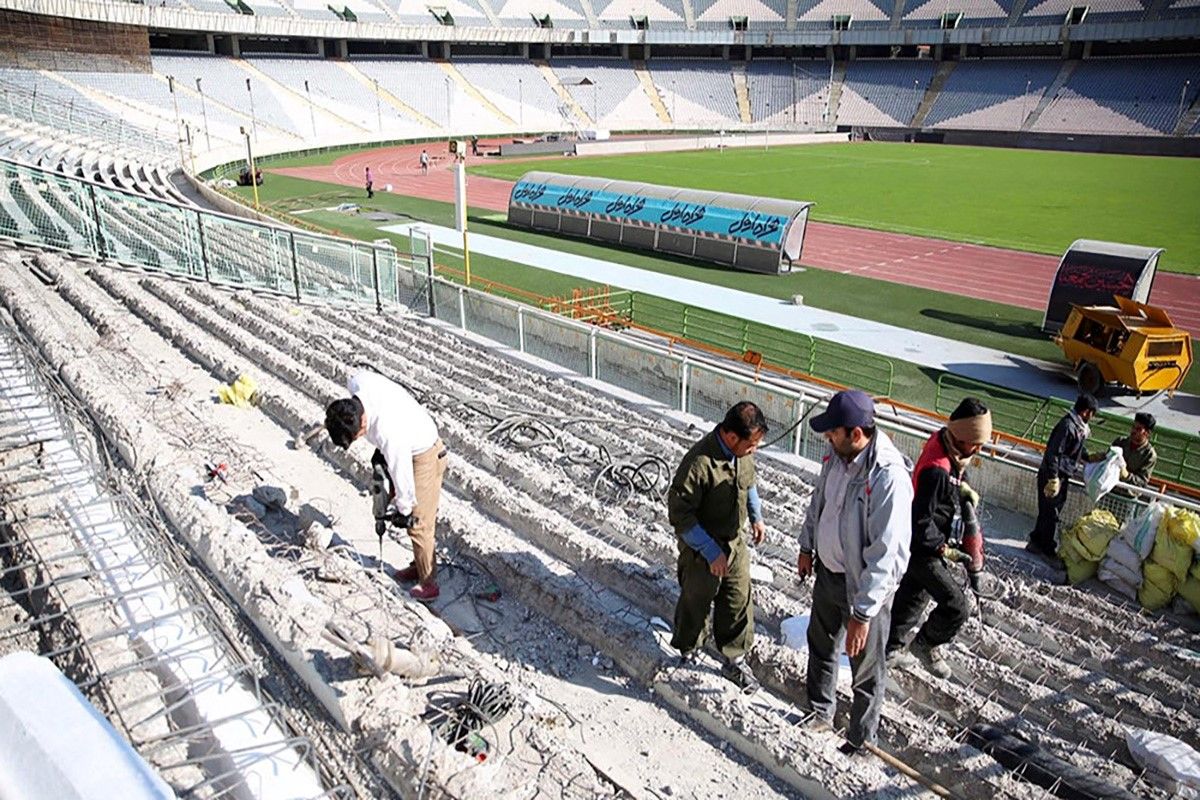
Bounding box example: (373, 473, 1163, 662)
(0, 250, 1191, 800)
(234, 495, 268, 520)
(252, 485, 288, 511)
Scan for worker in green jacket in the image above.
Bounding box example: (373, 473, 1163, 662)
(668, 401, 768, 693)
(1087, 412, 1158, 489)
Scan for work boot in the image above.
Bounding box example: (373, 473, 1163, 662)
(720, 657, 760, 695)
(801, 713, 832, 734)
(886, 647, 919, 671)
(838, 741, 869, 758)
(677, 649, 700, 667)
(409, 582, 440, 603)
(393, 563, 420, 583)
(912, 641, 952, 680)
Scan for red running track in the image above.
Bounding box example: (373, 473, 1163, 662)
(272, 142, 1200, 337)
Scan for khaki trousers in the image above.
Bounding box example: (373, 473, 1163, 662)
(670, 535, 754, 660)
(410, 439, 447, 584)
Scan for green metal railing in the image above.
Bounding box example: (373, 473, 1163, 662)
(935, 372, 1200, 489)
(622, 292, 895, 397)
(0, 157, 413, 310)
(0, 81, 175, 165)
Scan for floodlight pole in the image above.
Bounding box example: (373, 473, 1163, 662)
(373, 76, 382, 133)
(304, 79, 317, 137)
(245, 78, 258, 143)
(826, 57, 834, 127)
(195, 77, 211, 151)
(167, 75, 186, 169)
(518, 78, 524, 128)
(792, 61, 797, 128)
(764, 101, 770, 150)
(1178, 80, 1191, 134)
(242, 126, 260, 212)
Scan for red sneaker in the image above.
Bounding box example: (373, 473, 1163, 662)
(409, 582, 440, 602)
(393, 563, 420, 583)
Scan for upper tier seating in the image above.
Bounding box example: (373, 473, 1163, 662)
(1032, 57, 1200, 135)
(924, 59, 1061, 128)
(837, 59, 936, 126)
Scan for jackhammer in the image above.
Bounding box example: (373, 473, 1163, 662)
(941, 490, 986, 597)
(371, 451, 411, 571)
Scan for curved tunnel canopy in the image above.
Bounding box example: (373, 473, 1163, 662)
(507, 171, 814, 274)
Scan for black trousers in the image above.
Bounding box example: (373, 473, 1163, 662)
(887, 554, 969, 652)
(805, 562, 889, 748)
(1032, 471, 1067, 553)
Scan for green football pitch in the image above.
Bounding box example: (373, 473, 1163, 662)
(470, 142, 1200, 275)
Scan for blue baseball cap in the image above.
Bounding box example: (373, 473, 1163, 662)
(810, 390, 875, 433)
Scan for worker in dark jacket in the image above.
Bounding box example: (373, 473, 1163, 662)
(668, 401, 768, 693)
(1086, 412, 1157, 489)
(887, 398, 992, 679)
(1029, 394, 1097, 557)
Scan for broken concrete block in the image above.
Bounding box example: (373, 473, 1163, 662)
(297, 503, 332, 534)
(252, 485, 287, 511)
(237, 496, 267, 519)
(304, 523, 335, 551)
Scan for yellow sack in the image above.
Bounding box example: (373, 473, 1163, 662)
(1162, 506, 1200, 548)
(1059, 510, 1120, 564)
(1064, 556, 1099, 586)
(1151, 518, 1193, 583)
(217, 373, 260, 409)
(1139, 562, 1178, 611)
(1179, 577, 1200, 615)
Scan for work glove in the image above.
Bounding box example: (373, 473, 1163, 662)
(1043, 477, 1061, 498)
(959, 481, 980, 508)
(940, 545, 968, 564)
(1119, 468, 1130, 481)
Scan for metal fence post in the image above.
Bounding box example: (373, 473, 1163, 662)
(518, 307, 526, 353)
(86, 183, 106, 260)
(289, 232, 302, 302)
(792, 402, 804, 456)
(424, 247, 436, 318)
(371, 246, 382, 314)
(680, 356, 689, 413)
(589, 327, 597, 379)
(458, 286, 466, 331)
(195, 210, 211, 283)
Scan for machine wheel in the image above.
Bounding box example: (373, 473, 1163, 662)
(1076, 362, 1104, 396)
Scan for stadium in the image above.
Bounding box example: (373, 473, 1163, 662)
(0, 0, 1198, 797)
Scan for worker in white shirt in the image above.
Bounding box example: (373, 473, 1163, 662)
(325, 369, 448, 601)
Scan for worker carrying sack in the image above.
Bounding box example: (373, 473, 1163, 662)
(1083, 446, 1125, 504)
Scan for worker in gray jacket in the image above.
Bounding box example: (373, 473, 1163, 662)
(796, 390, 912, 753)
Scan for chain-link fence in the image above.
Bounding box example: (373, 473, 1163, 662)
(622, 292, 896, 396)
(417, 270, 1200, 530)
(0, 157, 429, 311)
(936, 371, 1200, 491)
(2, 153, 1192, 530)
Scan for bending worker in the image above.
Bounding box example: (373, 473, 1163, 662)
(797, 390, 911, 753)
(325, 369, 448, 602)
(887, 398, 992, 679)
(668, 401, 768, 693)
